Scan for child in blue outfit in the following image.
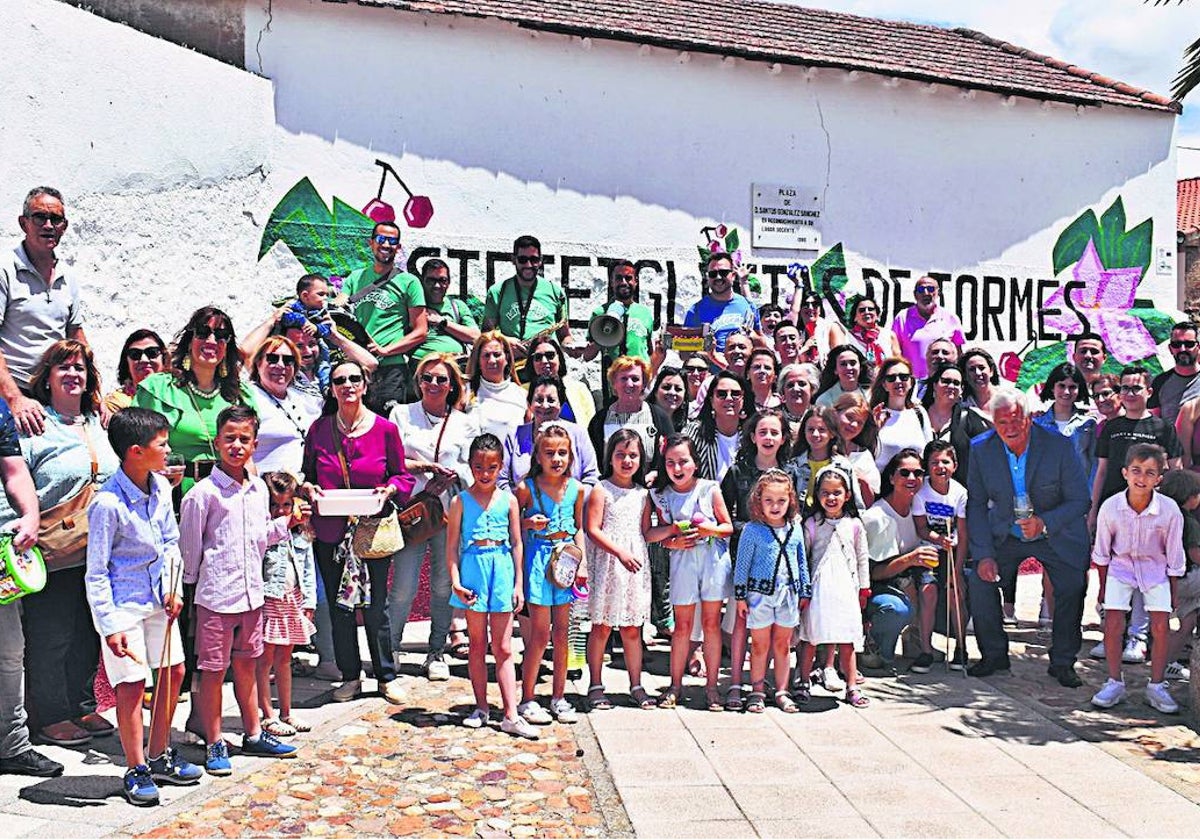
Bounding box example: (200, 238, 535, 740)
(734, 470, 811, 713)
(514, 423, 586, 726)
(446, 434, 536, 739)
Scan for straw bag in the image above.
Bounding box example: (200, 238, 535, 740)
(333, 428, 404, 560)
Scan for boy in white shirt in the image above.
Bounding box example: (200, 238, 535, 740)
(913, 440, 969, 671)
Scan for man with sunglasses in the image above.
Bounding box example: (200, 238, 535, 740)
(340, 221, 428, 413)
(411, 258, 480, 366)
(1148, 322, 1200, 426)
(482, 235, 575, 361)
(0, 187, 89, 436)
(890, 276, 964, 381)
(684, 251, 759, 364)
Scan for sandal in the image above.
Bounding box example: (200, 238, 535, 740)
(447, 636, 471, 660)
(630, 685, 656, 710)
(706, 687, 724, 712)
(793, 682, 811, 705)
(658, 686, 681, 709)
(282, 716, 311, 733)
(724, 684, 744, 712)
(262, 717, 297, 737)
(775, 691, 799, 714)
(846, 689, 870, 709)
(587, 685, 613, 711)
(745, 691, 766, 714)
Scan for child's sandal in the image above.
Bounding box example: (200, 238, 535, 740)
(282, 716, 311, 733)
(846, 689, 870, 708)
(658, 686, 681, 709)
(262, 717, 297, 737)
(745, 692, 767, 713)
(724, 684, 744, 712)
(775, 691, 800, 713)
(705, 687, 724, 712)
(793, 682, 811, 705)
(630, 685, 656, 710)
(587, 685, 613, 711)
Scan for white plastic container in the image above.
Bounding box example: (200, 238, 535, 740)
(314, 489, 386, 517)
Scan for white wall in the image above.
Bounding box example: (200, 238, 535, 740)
(246, 0, 1180, 363)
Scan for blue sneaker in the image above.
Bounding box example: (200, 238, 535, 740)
(241, 730, 297, 758)
(122, 764, 159, 806)
(205, 741, 232, 776)
(149, 747, 202, 785)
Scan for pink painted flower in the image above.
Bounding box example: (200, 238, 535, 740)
(1041, 239, 1153, 364)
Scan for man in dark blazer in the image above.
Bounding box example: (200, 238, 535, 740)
(966, 390, 1090, 687)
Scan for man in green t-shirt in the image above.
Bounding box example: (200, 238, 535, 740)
(482, 234, 577, 360)
(340, 221, 427, 412)
(411, 258, 480, 365)
(583, 259, 655, 404)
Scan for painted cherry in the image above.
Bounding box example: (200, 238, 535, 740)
(364, 159, 434, 228)
(998, 351, 1022, 383)
(403, 195, 434, 228)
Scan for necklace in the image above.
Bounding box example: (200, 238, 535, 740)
(420, 400, 447, 426)
(188, 381, 220, 399)
(336, 409, 367, 436)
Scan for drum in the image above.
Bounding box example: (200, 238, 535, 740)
(0, 535, 46, 605)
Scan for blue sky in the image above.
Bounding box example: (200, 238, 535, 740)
(780, 0, 1200, 144)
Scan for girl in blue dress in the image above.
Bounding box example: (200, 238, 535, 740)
(446, 434, 535, 740)
(514, 423, 587, 726)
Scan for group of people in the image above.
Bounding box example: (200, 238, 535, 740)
(0, 185, 1196, 806)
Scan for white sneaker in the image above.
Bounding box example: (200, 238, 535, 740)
(501, 716, 539, 740)
(462, 708, 488, 729)
(379, 679, 407, 705)
(1089, 641, 1106, 659)
(1090, 678, 1127, 709)
(517, 700, 552, 725)
(1145, 681, 1179, 714)
(424, 654, 450, 682)
(550, 697, 578, 724)
(1165, 661, 1191, 682)
(1121, 638, 1147, 664)
(820, 667, 845, 692)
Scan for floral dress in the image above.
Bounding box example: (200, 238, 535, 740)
(587, 480, 651, 627)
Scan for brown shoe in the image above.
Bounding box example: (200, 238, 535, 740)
(74, 713, 116, 736)
(39, 721, 92, 747)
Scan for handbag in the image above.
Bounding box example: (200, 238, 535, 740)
(533, 484, 583, 589)
(332, 426, 404, 560)
(37, 422, 100, 572)
(397, 411, 450, 545)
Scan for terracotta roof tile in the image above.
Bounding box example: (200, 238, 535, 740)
(321, 0, 1180, 113)
(1181, 178, 1200, 235)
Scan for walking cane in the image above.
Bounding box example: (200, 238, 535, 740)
(947, 550, 967, 679)
(147, 554, 184, 738)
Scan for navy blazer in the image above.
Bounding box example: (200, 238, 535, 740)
(966, 424, 1090, 568)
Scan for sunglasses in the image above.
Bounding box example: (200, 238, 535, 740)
(420, 373, 450, 385)
(26, 211, 67, 227)
(332, 374, 364, 386)
(706, 268, 733, 280)
(125, 346, 163, 362)
(884, 372, 912, 383)
(373, 234, 399, 246)
(515, 255, 542, 265)
(1092, 389, 1116, 400)
(685, 366, 708, 374)
(1170, 340, 1198, 350)
(897, 468, 926, 478)
(531, 351, 557, 363)
(714, 389, 743, 399)
(193, 324, 233, 342)
(915, 286, 937, 295)
(264, 352, 296, 366)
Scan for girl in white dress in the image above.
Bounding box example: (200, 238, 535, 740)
(798, 466, 871, 708)
(584, 430, 653, 711)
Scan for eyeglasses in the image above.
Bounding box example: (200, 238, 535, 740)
(937, 377, 962, 388)
(420, 373, 450, 385)
(193, 324, 233, 342)
(425, 275, 451, 285)
(125, 346, 163, 362)
(25, 212, 67, 227)
(332, 374, 364, 386)
(706, 268, 733, 280)
(264, 352, 296, 366)
(897, 468, 926, 478)
(1170, 340, 1198, 350)
(1119, 384, 1145, 394)
(884, 372, 912, 383)
(714, 389, 743, 399)
(515, 255, 542, 265)
(1092, 389, 1116, 400)
(373, 234, 399, 246)
(531, 351, 557, 363)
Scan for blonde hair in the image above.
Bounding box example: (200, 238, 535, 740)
(415, 352, 466, 411)
(749, 469, 799, 523)
(467, 330, 519, 394)
(606, 355, 651, 390)
(527, 422, 575, 481)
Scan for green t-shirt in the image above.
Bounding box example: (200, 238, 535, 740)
(589, 301, 654, 361)
(412, 296, 478, 361)
(342, 265, 426, 367)
(483, 276, 567, 341)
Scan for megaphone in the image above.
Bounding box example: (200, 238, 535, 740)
(588, 302, 626, 349)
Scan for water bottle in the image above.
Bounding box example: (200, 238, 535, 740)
(566, 584, 590, 677)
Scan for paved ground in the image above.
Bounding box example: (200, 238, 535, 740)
(0, 568, 1196, 838)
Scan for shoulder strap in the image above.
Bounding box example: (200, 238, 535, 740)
(80, 420, 100, 483)
(433, 411, 451, 462)
(348, 267, 397, 305)
(331, 425, 352, 489)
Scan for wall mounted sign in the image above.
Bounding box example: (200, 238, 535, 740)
(751, 183, 822, 250)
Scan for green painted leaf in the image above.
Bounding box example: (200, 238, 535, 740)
(1052, 210, 1100, 276)
(328, 197, 373, 277)
(259, 178, 331, 262)
(725, 228, 740, 252)
(1016, 342, 1067, 391)
(810, 243, 847, 294)
(1142, 355, 1164, 377)
(1097, 197, 1126, 267)
(1131, 306, 1174, 344)
(697, 246, 712, 265)
(1114, 218, 1153, 279)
